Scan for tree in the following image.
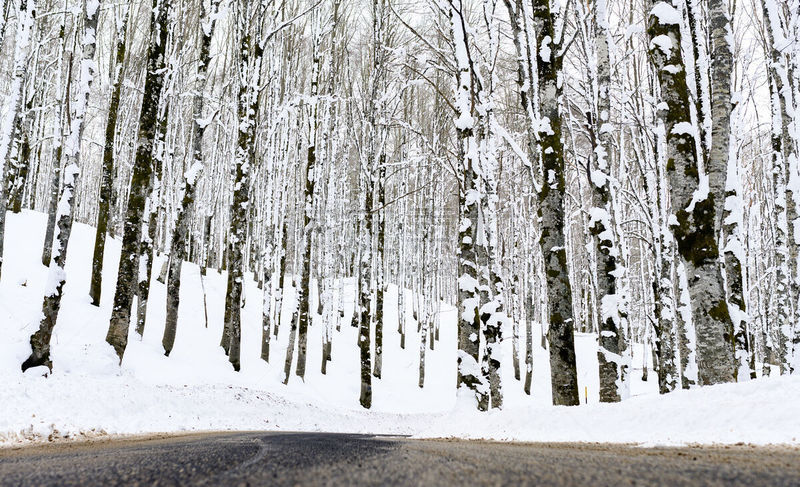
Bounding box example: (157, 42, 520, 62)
(162, 0, 221, 355)
(647, 0, 735, 385)
(533, 0, 580, 405)
(88, 8, 129, 306)
(708, 0, 750, 380)
(106, 0, 170, 361)
(220, 0, 260, 371)
(23, 0, 100, 371)
(588, 0, 630, 402)
(0, 0, 35, 281)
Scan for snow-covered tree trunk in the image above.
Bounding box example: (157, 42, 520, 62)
(23, 0, 99, 371)
(762, 0, 798, 374)
(647, 0, 735, 385)
(0, 0, 34, 281)
(294, 24, 322, 381)
(136, 126, 167, 336)
(533, 0, 580, 406)
(163, 0, 219, 355)
(373, 153, 386, 379)
(653, 223, 679, 392)
(591, 0, 628, 402)
(40, 22, 70, 269)
(357, 175, 373, 408)
(708, 0, 750, 380)
(89, 10, 129, 306)
(106, 0, 169, 361)
(448, 1, 486, 410)
(222, 4, 258, 372)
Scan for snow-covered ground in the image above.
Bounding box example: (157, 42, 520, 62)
(2, 210, 799, 447)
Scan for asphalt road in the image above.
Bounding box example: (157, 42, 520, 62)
(1, 432, 799, 486)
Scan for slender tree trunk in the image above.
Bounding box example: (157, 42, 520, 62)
(23, 0, 99, 371)
(135, 182, 158, 336)
(449, 4, 484, 409)
(162, 0, 219, 354)
(358, 204, 373, 408)
(524, 270, 534, 395)
(222, 8, 259, 371)
(274, 219, 288, 338)
(592, 0, 627, 402)
(294, 44, 322, 381)
(762, 0, 798, 374)
(373, 155, 386, 379)
(89, 12, 128, 305)
(0, 0, 34, 280)
(261, 267, 272, 361)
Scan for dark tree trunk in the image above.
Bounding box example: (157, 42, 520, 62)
(106, 0, 169, 361)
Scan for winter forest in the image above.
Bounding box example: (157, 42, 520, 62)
(1, 0, 800, 421)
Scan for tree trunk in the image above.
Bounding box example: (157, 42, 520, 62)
(0, 0, 34, 280)
(294, 44, 322, 380)
(534, 0, 580, 406)
(106, 0, 169, 361)
(162, 0, 219, 355)
(89, 13, 128, 305)
(592, 0, 627, 403)
(647, 0, 735, 385)
(222, 12, 259, 371)
(709, 0, 751, 380)
(23, 0, 99, 371)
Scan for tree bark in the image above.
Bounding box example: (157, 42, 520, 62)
(24, 0, 99, 371)
(533, 0, 580, 406)
(162, 0, 219, 355)
(89, 12, 128, 306)
(647, 0, 735, 385)
(106, 0, 169, 361)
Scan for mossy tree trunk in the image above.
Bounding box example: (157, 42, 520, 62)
(89, 12, 128, 306)
(106, 0, 169, 361)
(162, 0, 220, 355)
(709, 0, 751, 380)
(23, 0, 99, 371)
(647, 0, 735, 385)
(533, 0, 580, 406)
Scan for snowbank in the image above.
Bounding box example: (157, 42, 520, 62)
(3, 367, 798, 447)
(2, 210, 799, 447)
(418, 374, 800, 446)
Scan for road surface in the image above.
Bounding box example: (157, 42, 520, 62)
(1, 432, 799, 486)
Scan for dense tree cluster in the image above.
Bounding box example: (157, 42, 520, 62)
(1, 0, 798, 409)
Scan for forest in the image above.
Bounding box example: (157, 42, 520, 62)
(0, 0, 798, 413)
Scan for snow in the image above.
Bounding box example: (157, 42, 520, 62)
(650, 35, 674, 57)
(671, 121, 695, 136)
(418, 375, 800, 446)
(539, 36, 552, 63)
(2, 210, 799, 447)
(650, 2, 682, 26)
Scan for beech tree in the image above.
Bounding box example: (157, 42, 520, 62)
(106, 0, 169, 361)
(5, 0, 799, 410)
(22, 0, 99, 371)
(648, 0, 735, 385)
